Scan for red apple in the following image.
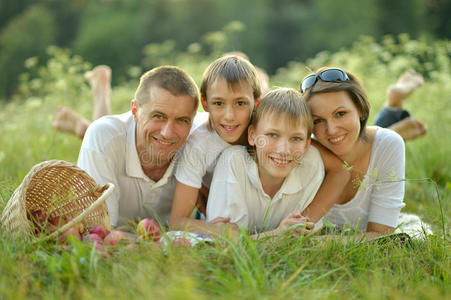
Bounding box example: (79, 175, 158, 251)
(89, 225, 110, 240)
(58, 227, 82, 243)
(172, 238, 192, 247)
(27, 209, 47, 235)
(48, 224, 58, 234)
(85, 233, 104, 243)
(65, 218, 85, 235)
(74, 222, 85, 235)
(32, 209, 46, 223)
(84, 233, 105, 250)
(137, 218, 161, 241)
(104, 230, 127, 246)
(94, 242, 104, 251)
(48, 215, 68, 233)
(48, 215, 61, 227)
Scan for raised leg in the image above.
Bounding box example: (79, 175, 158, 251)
(386, 69, 424, 109)
(84, 65, 112, 120)
(388, 117, 426, 141)
(52, 65, 112, 139)
(375, 70, 426, 141)
(52, 107, 90, 139)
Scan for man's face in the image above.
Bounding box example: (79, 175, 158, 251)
(132, 85, 197, 168)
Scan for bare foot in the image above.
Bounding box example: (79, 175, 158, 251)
(84, 65, 111, 92)
(387, 70, 424, 108)
(52, 107, 90, 139)
(389, 117, 427, 141)
(84, 65, 112, 120)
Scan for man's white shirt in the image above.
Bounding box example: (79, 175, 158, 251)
(77, 111, 207, 227)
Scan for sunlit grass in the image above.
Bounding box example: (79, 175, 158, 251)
(0, 36, 450, 299)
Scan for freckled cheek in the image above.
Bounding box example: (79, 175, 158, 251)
(290, 144, 306, 161)
(255, 142, 272, 159)
(312, 124, 325, 138)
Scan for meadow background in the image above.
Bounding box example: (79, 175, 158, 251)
(0, 0, 450, 299)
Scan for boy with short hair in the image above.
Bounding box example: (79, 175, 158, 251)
(207, 88, 323, 237)
(170, 55, 261, 233)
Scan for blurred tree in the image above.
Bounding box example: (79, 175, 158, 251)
(72, 0, 147, 82)
(376, 0, 429, 36)
(0, 0, 35, 29)
(0, 4, 55, 100)
(43, 0, 85, 47)
(426, 0, 451, 39)
(213, 0, 270, 68)
(301, 0, 379, 60)
(1, 0, 451, 101)
(263, 0, 310, 72)
(152, 0, 221, 49)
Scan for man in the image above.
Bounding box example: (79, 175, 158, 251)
(77, 66, 200, 228)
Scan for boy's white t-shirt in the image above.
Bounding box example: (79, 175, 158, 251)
(175, 121, 231, 189)
(206, 145, 325, 232)
(323, 127, 406, 231)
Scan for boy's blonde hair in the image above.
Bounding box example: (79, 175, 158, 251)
(252, 88, 313, 138)
(200, 55, 261, 101)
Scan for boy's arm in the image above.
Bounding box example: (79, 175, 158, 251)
(169, 181, 238, 236)
(169, 181, 199, 230)
(170, 129, 222, 233)
(301, 140, 351, 222)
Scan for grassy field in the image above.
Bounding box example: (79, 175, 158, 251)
(0, 37, 450, 299)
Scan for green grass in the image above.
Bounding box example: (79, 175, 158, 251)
(0, 37, 450, 299)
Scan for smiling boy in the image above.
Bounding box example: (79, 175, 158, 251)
(206, 88, 324, 236)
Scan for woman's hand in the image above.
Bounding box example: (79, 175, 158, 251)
(278, 210, 315, 237)
(366, 222, 394, 236)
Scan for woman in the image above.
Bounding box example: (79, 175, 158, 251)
(300, 68, 406, 238)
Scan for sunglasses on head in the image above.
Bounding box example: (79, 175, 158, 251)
(300, 68, 349, 93)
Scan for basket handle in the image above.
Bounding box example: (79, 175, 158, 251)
(35, 183, 115, 243)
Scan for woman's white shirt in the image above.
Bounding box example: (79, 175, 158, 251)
(323, 127, 406, 231)
(206, 145, 325, 232)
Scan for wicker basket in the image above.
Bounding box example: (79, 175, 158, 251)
(0, 160, 114, 242)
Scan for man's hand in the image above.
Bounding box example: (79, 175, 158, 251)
(208, 216, 239, 238)
(209, 216, 231, 224)
(209, 216, 239, 231)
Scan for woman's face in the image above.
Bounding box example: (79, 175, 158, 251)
(307, 91, 361, 159)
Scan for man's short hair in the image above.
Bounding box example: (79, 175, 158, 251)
(134, 66, 199, 110)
